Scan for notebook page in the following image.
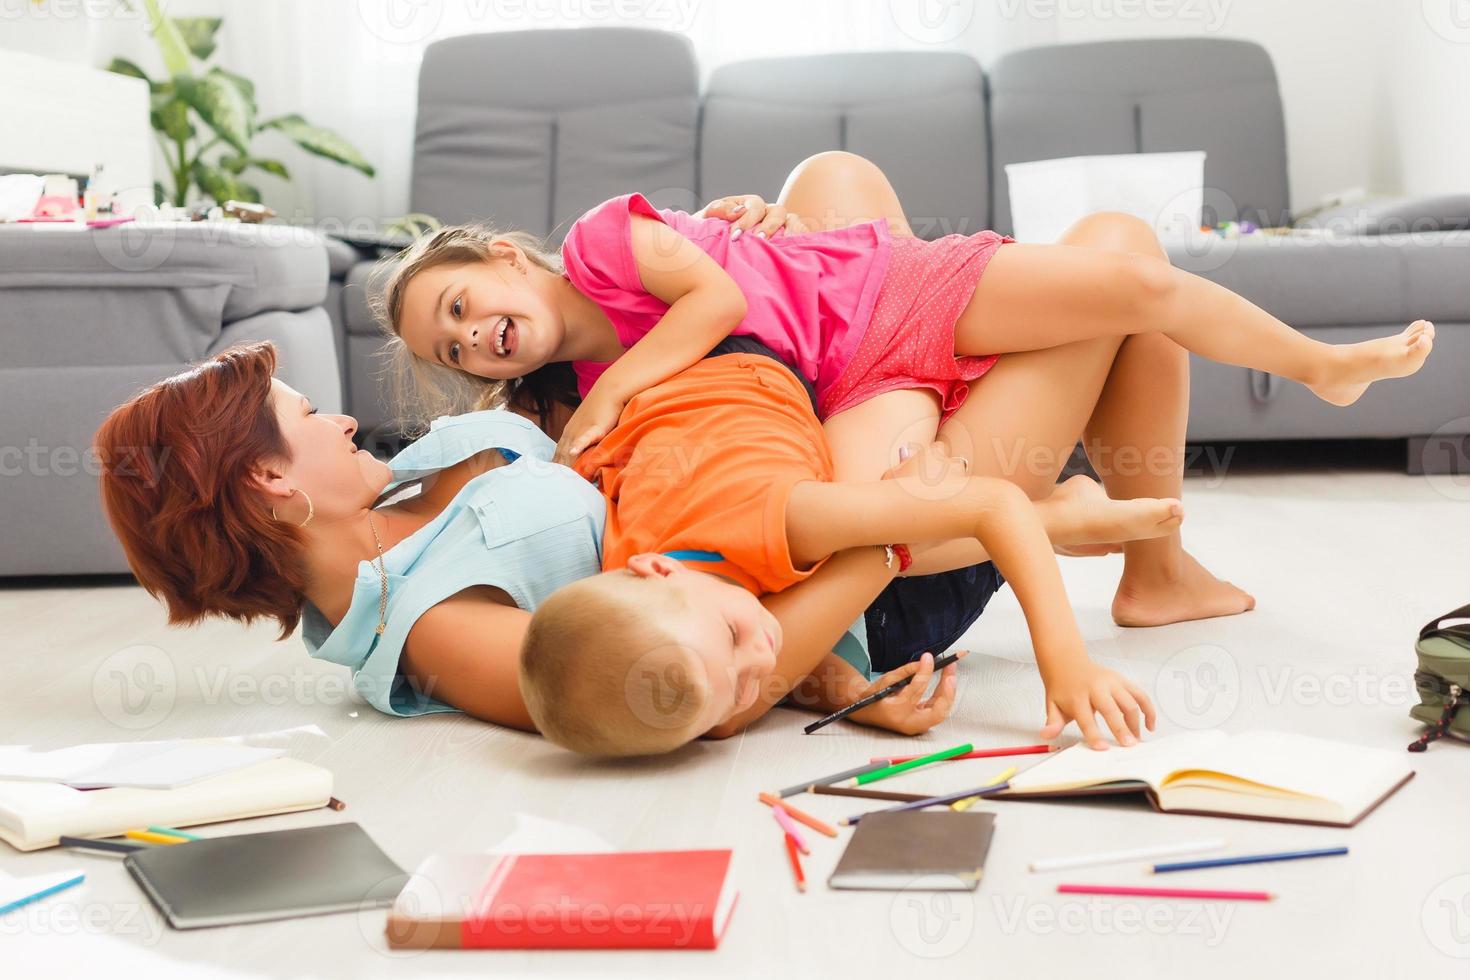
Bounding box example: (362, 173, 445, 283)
(1171, 732, 1412, 811)
(1007, 731, 1228, 792)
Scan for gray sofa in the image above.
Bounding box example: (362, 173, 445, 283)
(0, 222, 338, 575)
(332, 29, 1470, 472)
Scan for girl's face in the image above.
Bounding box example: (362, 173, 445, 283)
(397, 256, 565, 381)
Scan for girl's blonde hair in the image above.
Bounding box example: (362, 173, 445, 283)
(371, 224, 573, 437)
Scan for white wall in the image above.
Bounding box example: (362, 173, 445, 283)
(1372, 2, 1470, 197)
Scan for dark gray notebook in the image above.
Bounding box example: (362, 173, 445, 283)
(828, 810, 996, 891)
(124, 822, 406, 929)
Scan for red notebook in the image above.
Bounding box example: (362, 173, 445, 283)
(386, 850, 738, 950)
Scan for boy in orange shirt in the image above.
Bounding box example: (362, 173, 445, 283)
(520, 353, 1177, 756)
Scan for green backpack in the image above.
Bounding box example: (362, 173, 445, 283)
(1409, 604, 1470, 751)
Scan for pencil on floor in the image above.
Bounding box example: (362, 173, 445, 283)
(872, 744, 1054, 765)
(778, 760, 889, 798)
(1058, 884, 1273, 902)
(784, 833, 806, 893)
(1150, 846, 1348, 874)
(812, 784, 930, 803)
(1029, 839, 1228, 872)
(770, 806, 810, 854)
(757, 792, 838, 838)
(58, 836, 143, 855)
(126, 829, 189, 846)
(838, 743, 974, 787)
(950, 766, 1017, 811)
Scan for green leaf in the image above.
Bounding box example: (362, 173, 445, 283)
(153, 181, 167, 207)
(173, 17, 222, 60)
(234, 182, 262, 204)
(261, 114, 376, 177)
(208, 66, 256, 107)
(176, 73, 253, 152)
(143, 0, 191, 77)
(191, 160, 245, 204)
(151, 96, 194, 144)
(106, 57, 154, 87)
(219, 154, 290, 180)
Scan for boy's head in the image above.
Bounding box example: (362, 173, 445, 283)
(519, 555, 783, 757)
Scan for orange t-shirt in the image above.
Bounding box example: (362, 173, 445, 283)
(574, 354, 834, 594)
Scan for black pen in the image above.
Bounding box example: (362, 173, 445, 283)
(803, 651, 963, 734)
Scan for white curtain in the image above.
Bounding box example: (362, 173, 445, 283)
(73, 0, 1046, 225)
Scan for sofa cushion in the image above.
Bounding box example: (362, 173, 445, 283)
(411, 28, 700, 241)
(989, 38, 1290, 236)
(702, 52, 989, 239)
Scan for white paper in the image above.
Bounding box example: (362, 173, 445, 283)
(0, 741, 284, 790)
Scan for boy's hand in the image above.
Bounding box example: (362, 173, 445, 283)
(848, 651, 964, 735)
(1039, 661, 1156, 749)
(553, 390, 624, 465)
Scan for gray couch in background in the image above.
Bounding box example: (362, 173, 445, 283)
(332, 28, 1470, 472)
(1, 223, 337, 575)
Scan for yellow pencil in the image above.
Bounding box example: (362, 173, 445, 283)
(125, 829, 189, 846)
(950, 766, 1018, 811)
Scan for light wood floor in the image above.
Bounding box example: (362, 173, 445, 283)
(4, 458, 1469, 977)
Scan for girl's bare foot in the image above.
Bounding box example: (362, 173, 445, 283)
(1112, 549, 1255, 627)
(1308, 320, 1435, 406)
(1039, 474, 1183, 552)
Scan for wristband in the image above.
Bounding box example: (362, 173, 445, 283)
(882, 544, 914, 573)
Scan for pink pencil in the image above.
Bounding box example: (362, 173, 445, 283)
(1058, 884, 1273, 902)
(872, 744, 1054, 765)
(770, 806, 810, 854)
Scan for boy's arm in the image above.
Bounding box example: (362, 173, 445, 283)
(554, 215, 747, 462)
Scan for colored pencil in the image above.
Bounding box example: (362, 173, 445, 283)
(770, 806, 810, 854)
(58, 836, 142, 855)
(841, 781, 1011, 826)
(1058, 884, 1273, 902)
(0, 870, 85, 916)
(126, 829, 189, 846)
(784, 833, 806, 893)
(872, 743, 1054, 765)
(1150, 846, 1348, 874)
(758, 792, 839, 838)
(1030, 839, 1228, 872)
(950, 766, 1017, 811)
(812, 784, 930, 803)
(803, 651, 963, 733)
(778, 760, 889, 798)
(840, 743, 974, 787)
(146, 825, 201, 841)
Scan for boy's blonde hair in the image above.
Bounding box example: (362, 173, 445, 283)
(370, 224, 564, 437)
(520, 572, 712, 757)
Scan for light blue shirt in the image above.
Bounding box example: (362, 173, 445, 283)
(300, 411, 607, 716)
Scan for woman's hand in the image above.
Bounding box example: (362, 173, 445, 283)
(847, 651, 963, 735)
(698, 195, 811, 240)
(553, 388, 625, 465)
(1039, 660, 1157, 749)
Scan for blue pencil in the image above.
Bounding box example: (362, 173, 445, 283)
(0, 871, 85, 916)
(1151, 845, 1348, 874)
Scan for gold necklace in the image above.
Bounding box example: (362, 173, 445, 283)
(365, 511, 389, 636)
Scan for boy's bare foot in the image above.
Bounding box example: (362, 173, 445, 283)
(1112, 550, 1255, 627)
(1040, 475, 1183, 552)
(1308, 320, 1434, 407)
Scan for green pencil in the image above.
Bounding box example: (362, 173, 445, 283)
(146, 825, 201, 841)
(840, 743, 974, 787)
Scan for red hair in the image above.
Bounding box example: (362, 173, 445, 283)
(95, 342, 308, 639)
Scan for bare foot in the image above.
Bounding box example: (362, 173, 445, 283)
(1038, 475, 1183, 554)
(1308, 320, 1435, 406)
(1112, 549, 1255, 627)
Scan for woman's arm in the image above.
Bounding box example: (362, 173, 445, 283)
(398, 585, 536, 731)
(553, 215, 747, 462)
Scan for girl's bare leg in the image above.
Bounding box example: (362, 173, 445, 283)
(954, 229, 1433, 407)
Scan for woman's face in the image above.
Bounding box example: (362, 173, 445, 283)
(265, 379, 391, 517)
(397, 256, 565, 381)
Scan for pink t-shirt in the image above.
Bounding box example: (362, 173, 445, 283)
(562, 193, 891, 407)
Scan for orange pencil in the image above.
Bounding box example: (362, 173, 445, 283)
(784, 833, 806, 893)
(758, 791, 838, 838)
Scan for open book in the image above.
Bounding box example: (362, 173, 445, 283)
(999, 731, 1414, 826)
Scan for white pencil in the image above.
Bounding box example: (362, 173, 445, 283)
(1029, 839, 1228, 873)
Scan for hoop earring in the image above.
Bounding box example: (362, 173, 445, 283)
(271, 488, 314, 527)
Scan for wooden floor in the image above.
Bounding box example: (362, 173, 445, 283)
(4, 457, 1469, 977)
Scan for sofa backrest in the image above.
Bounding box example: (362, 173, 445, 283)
(701, 51, 991, 239)
(987, 38, 1289, 235)
(411, 27, 700, 244)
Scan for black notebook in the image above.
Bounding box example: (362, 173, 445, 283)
(828, 810, 996, 891)
(125, 822, 406, 929)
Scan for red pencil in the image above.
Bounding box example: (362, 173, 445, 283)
(871, 744, 1054, 765)
(1058, 884, 1273, 902)
(784, 833, 806, 893)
